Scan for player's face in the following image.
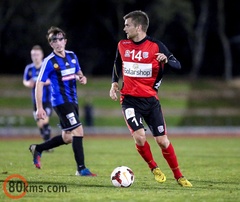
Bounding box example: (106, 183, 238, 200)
(123, 18, 139, 40)
(49, 33, 67, 55)
(31, 49, 43, 67)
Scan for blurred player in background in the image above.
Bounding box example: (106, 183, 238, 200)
(29, 26, 96, 176)
(109, 10, 192, 187)
(23, 45, 53, 144)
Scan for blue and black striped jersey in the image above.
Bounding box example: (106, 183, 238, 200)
(37, 50, 81, 107)
(23, 63, 51, 104)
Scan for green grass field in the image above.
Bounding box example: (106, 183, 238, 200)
(1, 136, 240, 202)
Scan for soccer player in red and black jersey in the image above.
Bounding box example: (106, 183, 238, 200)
(109, 10, 192, 187)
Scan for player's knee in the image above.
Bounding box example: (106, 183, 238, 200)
(132, 129, 146, 145)
(62, 131, 72, 144)
(155, 135, 170, 149)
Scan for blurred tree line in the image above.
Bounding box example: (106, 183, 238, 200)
(0, 0, 240, 80)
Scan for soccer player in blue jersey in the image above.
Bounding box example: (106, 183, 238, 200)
(29, 26, 96, 176)
(23, 45, 53, 143)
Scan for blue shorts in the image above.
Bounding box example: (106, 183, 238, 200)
(121, 95, 166, 136)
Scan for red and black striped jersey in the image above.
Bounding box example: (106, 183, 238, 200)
(112, 36, 181, 99)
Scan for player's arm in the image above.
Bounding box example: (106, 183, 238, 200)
(43, 79, 51, 86)
(23, 78, 35, 88)
(35, 81, 46, 119)
(35, 81, 44, 109)
(157, 42, 181, 70)
(110, 48, 121, 101)
(110, 82, 119, 101)
(23, 66, 35, 88)
(112, 48, 122, 83)
(76, 70, 87, 85)
(73, 53, 87, 85)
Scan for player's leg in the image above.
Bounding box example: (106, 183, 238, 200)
(32, 103, 72, 152)
(33, 109, 48, 142)
(29, 104, 71, 169)
(37, 117, 51, 142)
(132, 128, 158, 170)
(52, 102, 96, 176)
(36, 117, 54, 153)
(131, 128, 166, 183)
(148, 101, 192, 187)
(122, 100, 165, 183)
(29, 132, 69, 169)
(154, 135, 192, 187)
(42, 103, 53, 142)
(33, 103, 52, 142)
(69, 126, 96, 176)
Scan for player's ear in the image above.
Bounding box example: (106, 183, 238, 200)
(137, 25, 141, 32)
(49, 42, 54, 48)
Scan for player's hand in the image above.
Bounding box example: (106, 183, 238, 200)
(155, 53, 168, 63)
(76, 75, 87, 85)
(28, 79, 36, 88)
(79, 76, 87, 84)
(109, 82, 119, 101)
(36, 108, 47, 120)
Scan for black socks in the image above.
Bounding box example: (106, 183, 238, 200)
(35, 135, 86, 171)
(40, 124, 51, 142)
(36, 135, 65, 153)
(72, 136, 86, 171)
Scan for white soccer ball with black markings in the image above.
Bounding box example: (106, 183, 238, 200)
(110, 166, 134, 187)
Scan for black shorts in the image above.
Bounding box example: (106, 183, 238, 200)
(53, 102, 81, 131)
(121, 95, 166, 136)
(33, 102, 53, 121)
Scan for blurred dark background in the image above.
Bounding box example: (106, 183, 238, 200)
(1, 0, 240, 80)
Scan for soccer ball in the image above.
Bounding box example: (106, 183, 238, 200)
(110, 166, 134, 187)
